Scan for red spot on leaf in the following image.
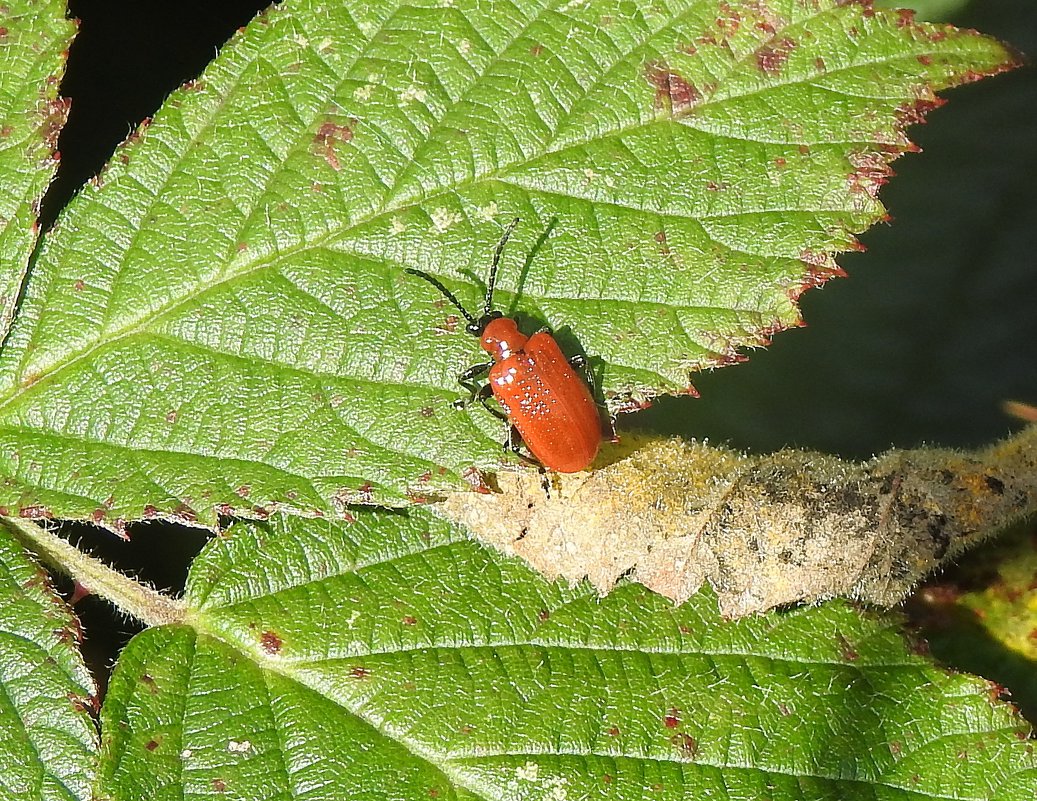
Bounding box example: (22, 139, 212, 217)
(644, 61, 700, 112)
(145, 739, 160, 751)
(664, 708, 681, 728)
(837, 634, 860, 661)
(895, 8, 916, 27)
(402, 615, 418, 626)
(671, 732, 698, 757)
(314, 118, 357, 171)
(350, 666, 371, 679)
(715, 2, 741, 38)
(260, 630, 283, 654)
(848, 151, 893, 200)
(896, 96, 946, 127)
(755, 37, 796, 75)
(172, 502, 198, 523)
(41, 97, 71, 151)
(19, 505, 52, 520)
(462, 466, 491, 494)
(67, 692, 90, 713)
(607, 725, 620, 736)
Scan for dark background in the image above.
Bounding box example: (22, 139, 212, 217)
(44, 0, 1036, 703)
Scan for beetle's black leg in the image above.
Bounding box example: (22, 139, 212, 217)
(568, 353, 594, 394)
(459, 361, 493, 383)
(453, 362, 495, 410)
(500, 424, 551, 495)
(454, 378, 494, 411)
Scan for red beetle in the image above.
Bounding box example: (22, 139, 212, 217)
(407, 219, 602, 473)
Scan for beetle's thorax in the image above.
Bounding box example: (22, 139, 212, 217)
(480, 317, 527, 362)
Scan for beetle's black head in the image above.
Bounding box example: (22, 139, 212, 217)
(466, 310, 503, 336)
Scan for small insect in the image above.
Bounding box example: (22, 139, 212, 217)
(406, 218, 602, 473)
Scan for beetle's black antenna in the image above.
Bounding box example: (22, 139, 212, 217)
(404, 269, 477, 325)
(483, 217, 520, 317)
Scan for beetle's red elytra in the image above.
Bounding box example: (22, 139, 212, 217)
(406, 218, 602, 473)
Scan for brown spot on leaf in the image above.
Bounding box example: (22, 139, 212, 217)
(895, 8, 916, 27)
(172, 502, 198, 523)
(895, 97, 946, 127)
(848, 151, 892, 200)
(462, 466, 491, 494)
(314, 118, 356, 171)
(350, 666, 371, 679)
(41, 97, 71, 151)
(671, 732, 698, 757)
(644, 61, 700, 112)
(259, 630, 283, 654)
(212, 779, 227, 792)
(837, 634, 860, 661)
(755, 37, 796, 75)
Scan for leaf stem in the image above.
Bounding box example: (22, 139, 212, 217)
(3, 516, 186, 627)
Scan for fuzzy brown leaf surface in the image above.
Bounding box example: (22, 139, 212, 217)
(441, 427, 1037, 617)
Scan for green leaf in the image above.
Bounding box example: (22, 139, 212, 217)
(876, 0, 971, 21)
(0, 0, 74, 341)
(0, 0, 1017, 521)
(94, 510, 1036, 800)
(0, 521, 97, 801)
(910, 522, 1037, 724)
